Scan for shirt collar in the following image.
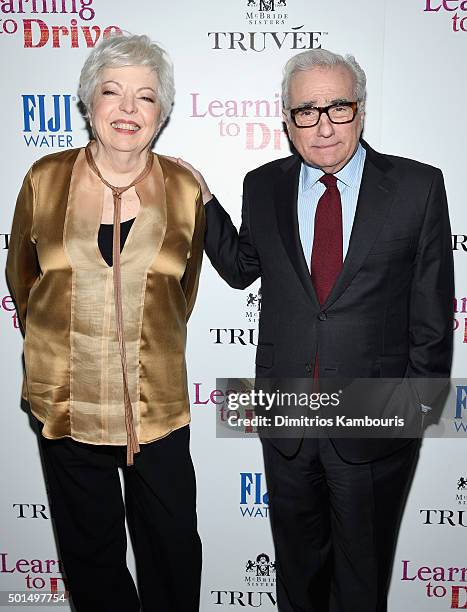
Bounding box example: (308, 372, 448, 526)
(301, 142, 365, 192)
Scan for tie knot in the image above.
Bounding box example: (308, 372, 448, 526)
(319, 174, 337, 189)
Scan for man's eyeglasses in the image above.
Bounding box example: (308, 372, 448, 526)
(289, 101, 359, 128)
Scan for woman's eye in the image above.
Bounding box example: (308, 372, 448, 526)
(102, 90, 117, 96)
(140, 96, 155, 103)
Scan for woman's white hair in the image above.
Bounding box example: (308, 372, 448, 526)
(282, 49, 366, 111)
(78, 32, 175, 126)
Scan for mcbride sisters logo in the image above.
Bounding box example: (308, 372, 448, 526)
(245, 0, 287, 24)
(424, 1, 467, 33)
(457, 476, 467, 506)
(207, 0, 327, 51)
(0, 0, 122, 48)
(245, 553, 276, 589)
(246, 288, 262, 324)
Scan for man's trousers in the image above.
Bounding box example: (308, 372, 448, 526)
(262, 436, 420, 612)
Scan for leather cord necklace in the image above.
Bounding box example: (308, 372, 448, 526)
(85, 142, 153, 465)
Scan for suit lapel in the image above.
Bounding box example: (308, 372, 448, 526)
(322, 142, 397, 309)
(274, 156, 320, 309)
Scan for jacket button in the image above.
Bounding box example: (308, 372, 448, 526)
(318, 312, 327, 321)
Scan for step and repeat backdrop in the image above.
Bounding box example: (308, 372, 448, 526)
(0, 0, 466, 610)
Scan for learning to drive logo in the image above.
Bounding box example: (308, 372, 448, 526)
(0, 0, 122, 48)
(0, 551, 68, 595)
(424, 1, 467, 33)
(401, 560, 467, 608)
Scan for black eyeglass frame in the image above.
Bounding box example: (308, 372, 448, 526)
(289, 101, 359, 128)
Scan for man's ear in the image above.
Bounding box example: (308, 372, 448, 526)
(282, 110, 290, 135)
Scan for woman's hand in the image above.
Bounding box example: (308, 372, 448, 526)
(167, 157, 213, 204)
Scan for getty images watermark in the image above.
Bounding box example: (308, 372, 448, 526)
(214, 378, 460, 439)
(224, 387, 404, 430)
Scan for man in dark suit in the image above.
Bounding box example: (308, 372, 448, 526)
(177, 49, 453, 612)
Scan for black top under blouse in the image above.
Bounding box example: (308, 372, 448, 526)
(98, 218, 135, 267)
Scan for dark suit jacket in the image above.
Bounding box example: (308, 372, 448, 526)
(205, 140, 454, 462)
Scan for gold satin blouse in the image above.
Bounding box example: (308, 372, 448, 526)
(6, 147, 205, 446)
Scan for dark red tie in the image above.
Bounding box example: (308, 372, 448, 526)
(311, 174, 342, 382)
(311, 174, 343, 305)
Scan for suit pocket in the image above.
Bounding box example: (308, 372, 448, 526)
(255, 343, 274, 368)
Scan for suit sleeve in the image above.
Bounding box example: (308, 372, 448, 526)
(204, 175, 261, 289)
(181, 188, 205, 321)
(406, 168, 454, 405)
(6, 167, 40, 334)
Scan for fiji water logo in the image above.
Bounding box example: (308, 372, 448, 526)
(424, 1, 467, 33)
(240, 472, 269, 518)
(22, 94, 73, 148)
(454, 385, 467, 432)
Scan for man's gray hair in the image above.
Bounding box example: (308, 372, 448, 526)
(78, 32, 175, 126)
(282, 49, 367, 111)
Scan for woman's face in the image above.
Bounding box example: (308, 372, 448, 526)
(90, 65, 161, 155)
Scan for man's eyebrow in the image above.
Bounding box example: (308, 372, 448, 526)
(294, 98, 351, 109)
(295, 101, 317, 109)
(329, 97, 352, 104)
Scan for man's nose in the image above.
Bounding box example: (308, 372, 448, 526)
(316, 112, 334, 137)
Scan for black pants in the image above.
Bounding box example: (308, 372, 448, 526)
(38, 424, 202, 612)
(262, 437, 420, 612)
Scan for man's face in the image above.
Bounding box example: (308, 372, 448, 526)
(283, 65, 364, 173)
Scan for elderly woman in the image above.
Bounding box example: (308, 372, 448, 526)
(6, 33, 203, 612)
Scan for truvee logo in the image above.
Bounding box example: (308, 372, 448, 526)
(207, 0, 326, 51)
